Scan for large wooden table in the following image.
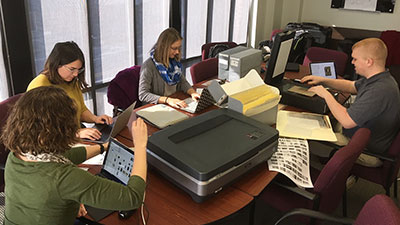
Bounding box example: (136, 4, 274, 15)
(83, 80, 278, 225)
(85, 65, 347, 224)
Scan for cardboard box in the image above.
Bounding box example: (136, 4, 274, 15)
(208, 69, 281, 125)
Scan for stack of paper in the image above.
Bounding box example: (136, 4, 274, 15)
(230, 85, 280, 115)
(276, 110, 337, 142)
(136, 104, 189, 129)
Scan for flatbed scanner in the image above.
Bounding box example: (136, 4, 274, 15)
(147, 109, 278, 202)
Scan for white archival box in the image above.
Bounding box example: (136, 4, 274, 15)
(208, 69, 281, 125)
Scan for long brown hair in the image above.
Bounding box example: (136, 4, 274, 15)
(42, 41, 88, 89)
(1, 86, 79, 156)
(153, 27, 182, 68)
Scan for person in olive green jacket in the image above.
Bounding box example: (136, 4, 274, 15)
(1, 86, 147, 225)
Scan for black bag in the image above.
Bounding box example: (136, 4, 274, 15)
(288, 32, 314, 64)
(208, 44, 230, 58)
(284, 22, 332, 63)
(285, 22, 332, 46)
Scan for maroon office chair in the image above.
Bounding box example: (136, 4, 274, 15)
(0, 93, 23, 192)
(201, 41, 238, 61)
(190, 58, 218, 85)
(259, 128, 370, 222)
(107, 65, 141, 117)
(274, 194, 400, 225)
(270, 29, 283, 41)
(380, 30, 400, 67)
(303, 46, 349, 76)
(351, 128, 400, 198)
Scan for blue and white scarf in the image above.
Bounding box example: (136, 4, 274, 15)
(150, 50, 182, 86)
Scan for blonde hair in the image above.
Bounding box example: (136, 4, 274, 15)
(153, 28, 182, 68)
(352, 38, 387, 67)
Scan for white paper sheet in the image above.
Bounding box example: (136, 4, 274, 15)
(344, 0, 377, 11)
(268, 137, 313, 188)
(82, 152, 106, 165)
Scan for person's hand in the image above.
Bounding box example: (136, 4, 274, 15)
(301, 75, 324, 86)
(94, 114, 113, 125)
(166, 97, 188, 108)
(308, 85, 331, 99)
(191, 92, 201, 101)
(131, 118, 148, 150)
(78, 128, 102, 140)
(77, 204, 87, 217)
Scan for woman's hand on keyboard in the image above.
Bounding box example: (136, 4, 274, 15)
(190, 92, 200, 101)
(167, 97, 188, 108)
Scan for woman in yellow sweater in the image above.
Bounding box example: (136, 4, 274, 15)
(27, 41, 112, 140)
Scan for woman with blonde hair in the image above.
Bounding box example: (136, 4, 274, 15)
(138, 27, 200, 108)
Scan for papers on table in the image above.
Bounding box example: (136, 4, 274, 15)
(136, 104, 189, 129)
(268, 137, 313, 188)
(276, 110, 337, 142)
(82, 152, 106, 165)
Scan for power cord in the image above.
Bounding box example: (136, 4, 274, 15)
(140, 192, 149, 225)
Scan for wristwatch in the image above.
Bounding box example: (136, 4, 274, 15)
(97, 143, 105, 154)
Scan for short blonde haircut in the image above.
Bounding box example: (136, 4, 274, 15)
(153, 28, 182, 68)
(352, 38, 387, 67)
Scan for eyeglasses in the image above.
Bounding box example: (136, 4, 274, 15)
(63, 65, 85, 74)
(170, 46, 181, 51)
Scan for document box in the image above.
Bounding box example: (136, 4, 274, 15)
(147, 109, 278, 202)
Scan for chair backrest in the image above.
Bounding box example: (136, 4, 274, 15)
(303, 46, 349, 76)
(107, 65, 141, 111)
(382, 128, 400, 185)
(354, 194, 400, 225)
(190, 58, 218, 84)
(380, 30, 400, 67)
(0, 93, 23, 191)
(201, 41, 237, 61)
(313, 128, 370, 213)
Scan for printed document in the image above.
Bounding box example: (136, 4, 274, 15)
(268, 137, 313, 188)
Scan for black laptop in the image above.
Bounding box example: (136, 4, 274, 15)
(85, 101, 136, 143)
(85, 138, 135, 221)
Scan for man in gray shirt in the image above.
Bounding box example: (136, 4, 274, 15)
(302, 38, 400, 167)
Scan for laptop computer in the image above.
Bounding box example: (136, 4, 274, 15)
(309, 61, 337, 79)
(181, 88, 216, 114)
(85, 101, 136, 143)
(85, 138, 135, 221)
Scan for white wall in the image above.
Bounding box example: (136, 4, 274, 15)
(301, 0, 400, 31)
(255, 0, 400, 42)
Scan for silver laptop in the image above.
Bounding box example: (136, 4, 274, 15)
(181, 89, 215, 114)
(309, 61, 337, 79)
(85, 101, 136, 143)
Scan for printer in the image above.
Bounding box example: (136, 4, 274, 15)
(147, 109, 278, 202)
(218, 46, 262, 82)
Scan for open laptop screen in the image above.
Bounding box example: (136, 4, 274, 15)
(103, 139, 134, 185)
(309, 61, 337, 79)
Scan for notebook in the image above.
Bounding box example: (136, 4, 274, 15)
(85, 138, 135, 221)
(180, 88, 216, 114)
(136, 104, 189, 129)
(85, 102, 136, 143)
(309, 61, 337, 79)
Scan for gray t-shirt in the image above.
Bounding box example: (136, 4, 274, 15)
(345, 70, 400, 154)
